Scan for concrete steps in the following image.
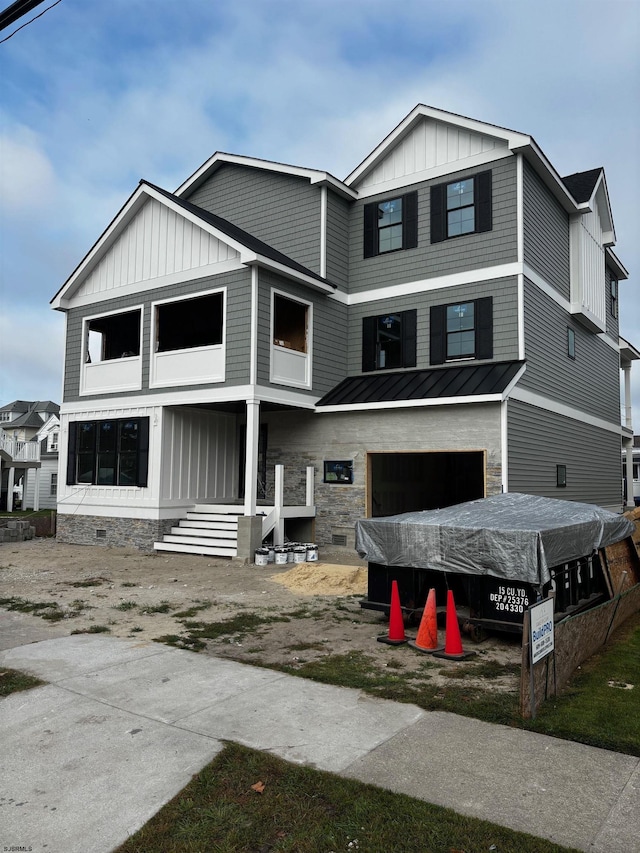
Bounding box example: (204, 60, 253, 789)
(153, 507, 242, 557)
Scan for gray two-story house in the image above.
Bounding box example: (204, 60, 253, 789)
(51, 105, 636, 558)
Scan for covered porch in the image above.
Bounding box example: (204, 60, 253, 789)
(0, 434, 42, 512)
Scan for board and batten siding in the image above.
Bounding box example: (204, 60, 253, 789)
(347, 156, 518, 295)
(63, 268, 252, 402)
(346, 276, 519, 376)
(522, 160, 570, 300)
(256, 270, 348, 397)
(160, 407, 237, 503)
(521, 279, 620, 423)
(186, 164, 322, 276)
(507, 399, 622, 510)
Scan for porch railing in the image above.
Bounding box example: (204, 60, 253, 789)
(0, 433, 40, 463)
(262, 464, 315, 545)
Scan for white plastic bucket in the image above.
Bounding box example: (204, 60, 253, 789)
(286, 547, 295, 563)
(254, 548, 269, 566)
(306, 544, 318, 562)
(275, 548, 288, 565)
(267, 547, 275, 563)
(293, 546, 307, 563)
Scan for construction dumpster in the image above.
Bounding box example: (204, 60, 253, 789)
(356, 493, 634, 635)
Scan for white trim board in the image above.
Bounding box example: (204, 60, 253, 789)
(508, 387, 623, 435)
(316, 393, 504, 414)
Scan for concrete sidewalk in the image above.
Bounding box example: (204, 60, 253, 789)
(1, 628, 639, 853)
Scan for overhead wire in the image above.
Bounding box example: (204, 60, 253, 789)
(0, 0, 62, 43)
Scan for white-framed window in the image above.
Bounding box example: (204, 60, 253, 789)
(48, 431, 59, 452)
(50, 473, 58, 496)
(270, 289, 313, 390)
(150, 287, 226, 388)
(81, 305, 144, 395)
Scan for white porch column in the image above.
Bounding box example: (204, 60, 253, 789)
(33, 467, 41, 511)
(22, 468, 30, 509)
(7, 467, 15, 512)
(243, 400, 260, 517)
(273, 464, 285, 546)
(624, 365, 633, 430)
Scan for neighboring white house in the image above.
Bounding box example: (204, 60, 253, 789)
(0, 400, 60, 511)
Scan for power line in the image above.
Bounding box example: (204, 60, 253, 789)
(0, 0, 62, 42)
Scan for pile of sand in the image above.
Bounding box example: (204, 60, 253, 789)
(270, 562, 367, 595)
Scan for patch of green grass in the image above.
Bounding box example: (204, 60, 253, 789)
(153, 634, 206, 652)
(274, 651, 520, 727)
(181, 612, 291, 642)
(115, 741, 578, 853)
(0, 667, 45, 697)
(286, 641, 327, 652)
(69, 577, 108, 588)
(140, 601, 173, 615)
(121, 582, 138, 588)
(173, 600, 213, 618)
(0, 596, 66, 622)
(113, 600, 138, 611)
(439, 660, 522, 680)
(525, 611, 640, 755)
(71, 625, 111, 634)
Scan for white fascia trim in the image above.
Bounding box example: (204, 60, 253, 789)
(606, 248, 629, 281)
(509, 387, 623, 435)
(320, 186, 327, 279)
(354, 149, 512, 200)
(175, 152, 356, 200)
(58, 260, 245, 310)
(248, 256, 335, 294)
(512, 139, 580, 213)
(60, 384, 318, 416)
(316, 394, 504, 414)
(329, 263, 520, 306)
(345, 104, 531, 187)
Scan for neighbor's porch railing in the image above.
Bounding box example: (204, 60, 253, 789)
(0, 433, 40, 463)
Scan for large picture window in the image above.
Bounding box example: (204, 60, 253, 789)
(430, 171, 492, 243)
(86, 309, 141, 362)
(67, 418, 149, 487)
(363, 191, 418, 258)
(362, 310, 417, 372)
(155, 292, 223, 352)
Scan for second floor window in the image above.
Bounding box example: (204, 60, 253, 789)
(155, 292, 223, 352)
(87, 309, 141, 362)
(362, 310, 417, 371)
(363, 191, 418, 258)
(430, 297, 493, 365)
(431, 170, 492, 242)
(610, 278, 618, 318)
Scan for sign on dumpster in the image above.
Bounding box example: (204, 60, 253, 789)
(529, 597, 554, 665)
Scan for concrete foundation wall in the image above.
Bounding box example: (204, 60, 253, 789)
(57, 514, 178, 552)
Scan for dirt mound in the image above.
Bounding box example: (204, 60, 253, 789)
(269, 562, 368, 595)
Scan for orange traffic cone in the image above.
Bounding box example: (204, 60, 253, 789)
(432, 590, 475, 660)
(377, 580, 408, 645)
(408, 588, 443, 654)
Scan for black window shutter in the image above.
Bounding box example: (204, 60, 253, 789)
(137, 418, 150, 488)
(362, 316, 377, 372)
(363, 202, 378, 258)
(402, 191, 418, 249)
(401, 309, 417, 368)
(475, 296, 493, 360)
(430, 183, 445, 243)
(430, 305, 446, 365)
(66, 421, 78, 486)
(475, 171, 492, 233)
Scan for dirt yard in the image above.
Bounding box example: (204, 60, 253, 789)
(0, 538, 522, 692)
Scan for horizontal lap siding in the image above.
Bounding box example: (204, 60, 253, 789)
(522, 279, 620, 422)
(346, 277, 519, 375)
(522, 161, 570, 300)
(326, 191, 349, 288)
(507, 399, 622, 510)
(256, 271, 347, 397)
(63, 269, 251, 402)
(347, 157, 517, 295)
(187, 165, 321, 275)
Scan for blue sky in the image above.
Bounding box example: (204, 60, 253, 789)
(1, 0, 639, 409)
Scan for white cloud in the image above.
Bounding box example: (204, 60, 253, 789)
(0, 125, 56, 216)
(0, 311, 64, 405)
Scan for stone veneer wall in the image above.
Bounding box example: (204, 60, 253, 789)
(57, 515, 178, 552)
(264, 403, 503, 547)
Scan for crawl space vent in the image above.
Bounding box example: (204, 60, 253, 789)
(331, 534, 347, 547)
(96, 529, 107, 540)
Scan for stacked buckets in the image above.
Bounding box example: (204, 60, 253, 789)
(255, 543, 318, 565)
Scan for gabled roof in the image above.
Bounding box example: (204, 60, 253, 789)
(176, 152, 356, 201)
(0, 400, 59, 417)
(562, 168, 603, 203)
(562, 167, 615, 244)
(52, 181, 335, 309)
(316, 361, 525, 409)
